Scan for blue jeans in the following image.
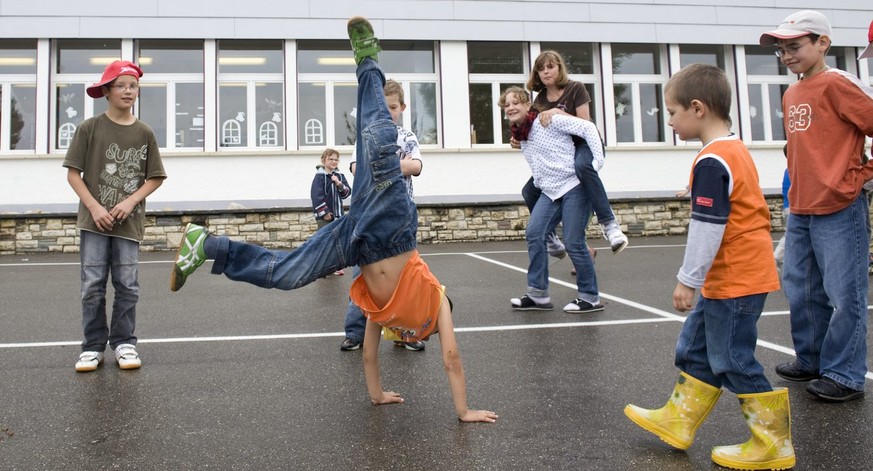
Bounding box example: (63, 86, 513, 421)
(525, 185, 598, 302)
(79, 230, 140, 351)
(343, 265, 367, 342)
(782, 194, 869, 391)
(675, 294, 772, 394)
(573, 139, 615, 225)
(209, 58, 417, 289)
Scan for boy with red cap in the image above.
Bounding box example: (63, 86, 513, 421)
(759, 10, 873, 403)
(63, 60, 166, 372)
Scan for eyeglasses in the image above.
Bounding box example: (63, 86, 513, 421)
(111, 83, 139, 92)
(774, 39, 813, 58)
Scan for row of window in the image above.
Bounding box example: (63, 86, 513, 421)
(0, 38, 870, 154)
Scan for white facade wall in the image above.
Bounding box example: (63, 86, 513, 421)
(0, 1, 870, 212)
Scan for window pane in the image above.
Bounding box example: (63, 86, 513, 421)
(334, 83, 357, 146)
(868, 60, 873, 77)
(139, 83, 167, 147)
(219, 82, 247, 147)
(744, 46, 788, 75)
(748, 85, 765, 141)
(540, 42, 594, 74)
(469, 83, 493, 144)
(57, 39, 121, 74)
(679, 44, 725, 69)
(56, 83, 85, 149)
(468, 42, 524, 74)
(612, 44, 660, 75)
(0, 39, 37, 74)
(176, 83, 204, 148)
(10, 84, 36, 150)
(410, 82, 437, 144)
(138, 39, 204, 73)
(298, 83, 326, 146)
(768, 84, 788, 141)
(297, 40, 354, 74)
(218, 40, 283, 74)
(614, 84, 635, 143)
(256, 82, 284, 147)
(584, 82, 597, 123)
(381, 41, 435, 73)
(640, 83, 664, 142)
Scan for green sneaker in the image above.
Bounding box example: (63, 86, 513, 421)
(347, 16, 380, 65)
(171, 223, 208, 292)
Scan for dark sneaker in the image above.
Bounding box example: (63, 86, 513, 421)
(546, 232, 566, 259)
(347, 16, 381, 65)
(807, 377, 865, 403)
(775, 362, 821, 382)
(395, 341, 425, 351)
(510, 295, 553, 311)
(563, 299, 605, 313)
(171, 223, 208, 292)
(340, 338, 361, 351)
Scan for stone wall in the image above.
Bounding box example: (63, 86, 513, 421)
(0, 197, 787, 255)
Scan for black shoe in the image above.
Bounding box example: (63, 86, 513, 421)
(775, 362, 821, 382)
(510, 295, 553, 311)
(807, 377, 865, 403)
(563, 298, 605, 313)
(394, 341, 425, 351)
(340, 338, 361, 351)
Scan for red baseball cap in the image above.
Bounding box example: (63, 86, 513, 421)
(86, 60, 143, 98)
(859, 19, 873, 60)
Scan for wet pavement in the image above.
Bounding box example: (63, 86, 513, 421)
(1, 235, 871, 470)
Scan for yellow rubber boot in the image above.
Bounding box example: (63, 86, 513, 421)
(711, 388, 795, 470)
(624, 371, 722, 450)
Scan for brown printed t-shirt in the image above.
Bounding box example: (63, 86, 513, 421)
(533, 80, 592, 146)
(62, 114, 166, 242)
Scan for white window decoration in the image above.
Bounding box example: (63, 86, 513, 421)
(58, 122, 77, 149)
(222, 119, 241, 145)
(304, 118, 323, 145)
(259, 121, 278, 146)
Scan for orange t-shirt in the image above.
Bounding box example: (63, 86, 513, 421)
(783, 69, 873, 215)
(349, 250, 444, 342)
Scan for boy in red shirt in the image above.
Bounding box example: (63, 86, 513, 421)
(170, 17, 496, 424)
(760, 10, 873, 403)
(624, 64, 793, 470)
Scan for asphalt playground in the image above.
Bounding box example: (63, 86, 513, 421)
(1, 235, 872, 470)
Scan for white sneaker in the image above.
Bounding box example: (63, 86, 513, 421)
(75, 351, 104, 372)
(603, 223, 628, 254)
(115, 344, 142, 370)
(546, 233, 567, 259)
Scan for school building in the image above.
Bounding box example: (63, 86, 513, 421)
(0, 1, 870, 214)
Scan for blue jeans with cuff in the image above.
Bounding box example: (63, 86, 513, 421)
(782, 194, 869, 391)
(79, 230, 140, 351)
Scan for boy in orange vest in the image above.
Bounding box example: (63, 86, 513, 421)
(624, 64, 793, 470)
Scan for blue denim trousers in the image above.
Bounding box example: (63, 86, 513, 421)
(674, 293, 772, 394)
(521, 140, 615, 227)
(210, 58, 417, 290)
(525, 185, 598, 302)
(782, 194, 869, 391)
(343, 265, 367, 342)
(79, 230, 140, 351)
(573, 139, 615, 225)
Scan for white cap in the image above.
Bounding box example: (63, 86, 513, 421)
(859, 20, 873, 60)
(760, 10, 832, 47)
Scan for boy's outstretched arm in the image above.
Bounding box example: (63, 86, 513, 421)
(362, 319, 404, 406)
(437, 295, 499, 423)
